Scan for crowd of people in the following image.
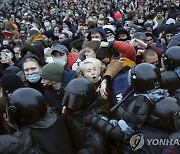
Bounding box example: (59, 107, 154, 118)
(0, 0, 179, 153)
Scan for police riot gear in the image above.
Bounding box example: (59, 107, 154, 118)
(130, 63, 161, 93)
(148, 97, 180, 131)
(62, 78, 97, 112)
(164, 46, 180, 71)
(9, 88, 47, 127)
(161, 71, 180, 95)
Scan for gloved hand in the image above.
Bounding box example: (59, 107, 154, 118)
(118, 120, 134, 140)
(0, 135, 22, 153)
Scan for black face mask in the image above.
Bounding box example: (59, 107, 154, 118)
(163, 7, 168, 12)
(118, 38, 128, 41)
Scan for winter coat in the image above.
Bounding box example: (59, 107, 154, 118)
(44, 68, 77, 112)
(19, 111, 73, 154)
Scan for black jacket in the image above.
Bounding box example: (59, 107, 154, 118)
(64, 105, 109, 154)
(23, 111, 73, 154)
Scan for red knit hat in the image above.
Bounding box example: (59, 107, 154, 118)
(114, 11, 122, 20)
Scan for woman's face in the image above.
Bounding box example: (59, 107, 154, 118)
(63, 23, 69, 30)
(23, 61, 41, 75)
(83, 63, 100, 84)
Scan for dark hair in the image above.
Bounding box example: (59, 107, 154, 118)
(127, 11, 137, 20)
(53, 25, 62, 33)
(70, 38, 84, 51)
(59, 32, 69, 39)
(96, 47, 113, 60)
(98, 18, 108, 25)
(82, 40, 101, 53)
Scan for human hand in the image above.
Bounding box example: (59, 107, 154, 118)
(129, 38, 138, 46)
(136, 49, 145, 56)
(135, 39, 147, 48)
(100, 79, 108, 100)
(0, 53, 14, 66)
(100, 41, 109, 48)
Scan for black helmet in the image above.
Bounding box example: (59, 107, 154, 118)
(62, 78, 97, 112)
(130, 63, 161, 93)
(149, 97, 180, 131)
(164, 46, 180, 70)
(8, 88, 47, 127)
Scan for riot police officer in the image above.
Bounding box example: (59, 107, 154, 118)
(161, 46, 180, 97)
(87, 63, 180, 154)
(62, 78, 109, 154)
(8, 87, 73, 154)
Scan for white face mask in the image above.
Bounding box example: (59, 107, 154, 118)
(175, 3, 179, 7)
(85, 55, 94, 59)
(44, 21, 51, 27)
(107, 37, 115, 42)
(6, 52, 13, 59)
(63, 28, 69, 31)
(138, 19, 144, 23)
(92, 38, 101, 42)
(53, 57, 67, 66)
(99, 14, 104, 19)
(46, 57, 54, 63)
(1, 52, 13, 59)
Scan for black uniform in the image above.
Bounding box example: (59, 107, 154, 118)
(62, 78, 109, 154)
(8, 87, 73, 154)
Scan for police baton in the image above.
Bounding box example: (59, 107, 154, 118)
(110, 90, 134, 113)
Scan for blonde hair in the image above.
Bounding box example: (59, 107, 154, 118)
(78, 58, 105, 77)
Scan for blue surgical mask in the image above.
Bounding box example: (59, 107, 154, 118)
(107, 37, 115, 43)
(25, 73, 41, 83)
(54, 32, 59, 37)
